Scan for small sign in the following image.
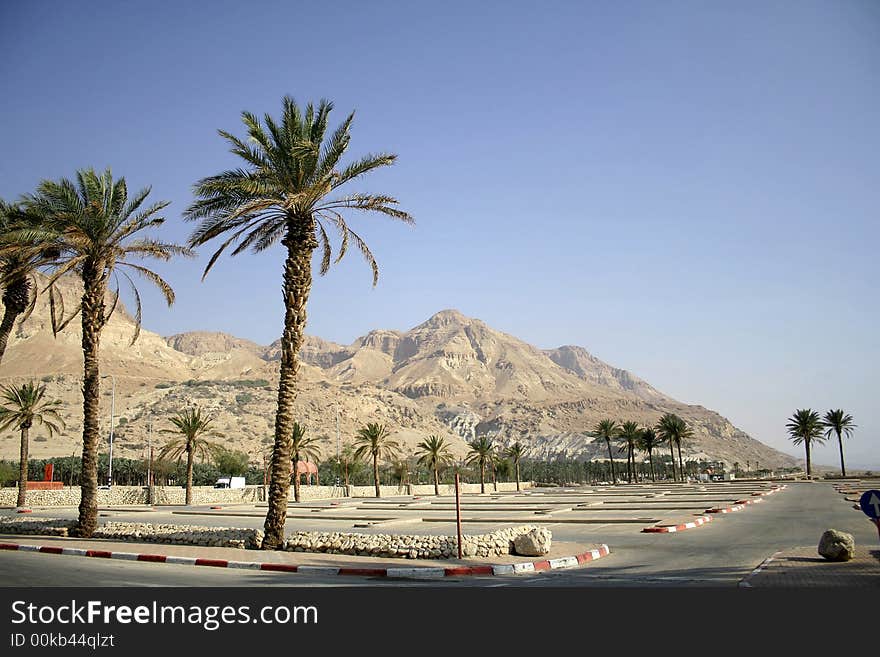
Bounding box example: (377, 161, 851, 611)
(858, 490, 880, 520)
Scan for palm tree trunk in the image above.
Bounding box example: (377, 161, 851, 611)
(75, 265, 105, 538)
(515, 461, 521, 491)
(676, 442, 684, 482)
(433, 466, 439, 496)
(649, 451, 656, 482)
(17, 424, 29, 507)
(480, 462, 485, 493)
(0, 276, 29, 365)
(262, 227, 315, 549)
(837, 432, 846, 477)
(185, 444, 194, 506)
(605, 439, 617, 484)
(0, 304, 21, 365)
(669, 443, 677, 482)
(373, 454, 380, 497)
(805, 440, 812, 477)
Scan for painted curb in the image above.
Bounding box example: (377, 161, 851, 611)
(642, 515, 713, 533)
(0, 541, 610, 578)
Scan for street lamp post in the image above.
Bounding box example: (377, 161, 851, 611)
(101, 374, 116, 487)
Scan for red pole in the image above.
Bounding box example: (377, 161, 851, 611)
(455, 472, 463, 559)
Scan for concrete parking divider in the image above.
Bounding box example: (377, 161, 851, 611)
(0, 540, 610, 578)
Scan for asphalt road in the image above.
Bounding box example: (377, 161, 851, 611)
(1, 482, 875, 587)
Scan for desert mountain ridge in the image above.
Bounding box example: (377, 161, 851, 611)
(0, 275, 800, 470)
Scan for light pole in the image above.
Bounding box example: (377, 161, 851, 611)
(101, 374, 116, 487)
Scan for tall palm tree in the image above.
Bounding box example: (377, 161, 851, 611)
(618, 421, 641, 484)
(158, 407, 221, 506)
(289, 422, 324, 502)
(657, 413, 691, 483)
(593, 420, 619, 484)
(637, 427, 660, 482)
(466, 436, 495, 493)
(353, 423, 401, 498)
(0, 200, 59, 363)
(416, 434, 453, 496)
(185, 97, 413, 549)
(0, 381, 65, 507)
(823, 409, 856, 478)
(21, 168, 191, 536)
(786, 409, 825, 477)
(505, 442, 526, 491)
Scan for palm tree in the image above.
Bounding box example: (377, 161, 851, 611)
(0, 200, 59, 363)
(823, 409, 856, 478)
(21, 168, 191, 536)
(158, 407, 222, 506)
(786, 409, 825, 477)
(289, 422, 324, 503)
(490, 453, 499, 491)
(336, 443, 362, 488)
(505, 442, 526, 491)
(416, 435, 453, 496)
(656, 413, 691, 483)
(494, 457, 512, 482)
(0, 381, 65, 507)
(466, 436, 495, 493)
(390, 459, 410, 489)
(637, 427, 660, 482)
(618, 421, 640, 484)
(593, 420, 619, 484)
(353, 423, 401, 498)
(184, 97, 413, 549)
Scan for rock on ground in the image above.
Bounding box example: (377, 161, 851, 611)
(513, 527, 552, 556)
(817, 529, 855, 562)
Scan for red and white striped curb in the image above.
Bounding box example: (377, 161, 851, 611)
(0, 542, 610, 578)
(642, 515, 713, 533)
(705, 498, 765, 513)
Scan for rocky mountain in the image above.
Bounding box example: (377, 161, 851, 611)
(0, 276, 799, 471)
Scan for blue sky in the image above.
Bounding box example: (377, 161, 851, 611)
(1, 1, 877, 468)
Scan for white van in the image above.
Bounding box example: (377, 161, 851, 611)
(215, 476, 246, 489)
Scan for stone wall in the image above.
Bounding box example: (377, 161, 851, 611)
(0, 516, 547, 559)
(409, 482, 531, 496)
(348, 485, 411, 498)
(284, 525, 545, 559)
(292, 485, 348, 501)
(149, 486, 262, 505)
(0, 486, 148, 507)
(0, 517, 262, 548)
(0, 485, 266, 507)
(94, 522, 263, 549)
(0, 480, 532, 507)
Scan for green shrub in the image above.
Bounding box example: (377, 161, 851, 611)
(154, 383, 172, 389)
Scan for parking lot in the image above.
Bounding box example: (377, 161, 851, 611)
(9, 479, 787, 542)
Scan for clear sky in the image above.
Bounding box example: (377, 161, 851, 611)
(1, 1, 877, 468)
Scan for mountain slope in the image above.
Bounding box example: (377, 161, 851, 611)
(0, 287, 798, 470)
